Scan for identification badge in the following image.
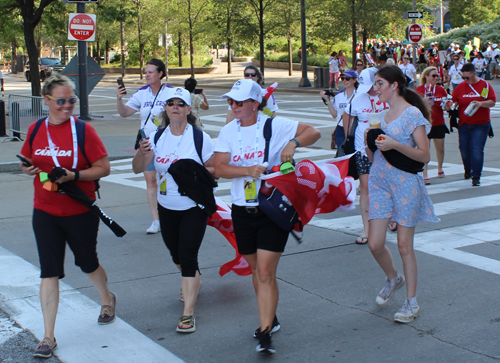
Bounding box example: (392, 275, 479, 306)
(244, 180, 258, 203)
(152, 115, 160, 127)
(481, 88, 488, 98)
(159, 177, 167, 195)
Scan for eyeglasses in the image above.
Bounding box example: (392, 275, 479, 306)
(453, 58, 459, 61)
(340, 76, 352, 81)
(356, 64, 363, 66)
(244, 72, 257, 77)
(403, 57, 410, 60)
(166, 100, 187, 107)
(227, 98, 251, 107)
(461, 76, 471, 80)
(430, 74, 440, 78)
(46, 95, 77, 105)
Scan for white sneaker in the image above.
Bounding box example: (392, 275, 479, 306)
(146, 221, 161, 234)
(394, 297, 420, 323)
(375, 273, 405, 306)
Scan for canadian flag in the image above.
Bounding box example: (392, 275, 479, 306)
(261, 155, 356, 225)
(208, 197, 252, 277)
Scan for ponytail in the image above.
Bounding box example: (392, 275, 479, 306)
(402, 88, 431, 122)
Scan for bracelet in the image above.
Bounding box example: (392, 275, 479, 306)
(290, 138, 300, 148)
(73, 170, 80, 181)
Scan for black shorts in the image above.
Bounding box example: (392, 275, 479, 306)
(231, 205, 289, 255)
(32, 209, 100, 279)
(355, 152, 372, 175)
(427, 124, 450, 139)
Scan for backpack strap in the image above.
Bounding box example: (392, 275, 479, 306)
(154, 125, 204, 163)
(29, 118, 45, 150)
(263, 117, 273, 163)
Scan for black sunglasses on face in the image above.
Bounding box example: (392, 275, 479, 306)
(453, 58, 459, 61)
(244, 72, 257, 77)
(166, 100, 187, 107)
(340, 76, 352, 81)
(430, 74, 440, 78)
(403, 57, 409, 60)
(356, 64, 363, 66)
(47, 95, 78, 106)
(461, 76, 471, 80)
(227, 98, 251, 107)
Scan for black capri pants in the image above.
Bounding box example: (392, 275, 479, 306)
(32, 208, 100, 279)
(158, 205, 208, 277)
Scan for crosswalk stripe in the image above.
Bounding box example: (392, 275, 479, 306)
(0, 246, 183, 363)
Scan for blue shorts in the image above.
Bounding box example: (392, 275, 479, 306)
(145, 159, 155, 171)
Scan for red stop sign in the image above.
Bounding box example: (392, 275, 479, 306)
(408, 24, 423, 43)
(68, 14, 96, 41)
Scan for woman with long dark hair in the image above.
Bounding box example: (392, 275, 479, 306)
(365, 65, 439, 323)
(117, 58, 172, 234)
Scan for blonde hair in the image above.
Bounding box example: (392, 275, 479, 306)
(420, 66, 437, 86)
(42, 74, 75, 96)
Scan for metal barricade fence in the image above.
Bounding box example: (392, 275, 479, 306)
(1, 94, 49, 142)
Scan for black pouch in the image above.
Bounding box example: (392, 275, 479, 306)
(134, 130, 142, 150)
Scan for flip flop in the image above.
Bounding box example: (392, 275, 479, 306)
(355, 236, 368, 244)
(388, 222, 398, 232)
(438, 171, 445, 178)
(424, 178, 431, 185)
(176, 315, 196, 333)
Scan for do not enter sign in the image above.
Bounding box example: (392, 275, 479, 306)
(408, 24, 423, 43)
(68, 13, 96, 42)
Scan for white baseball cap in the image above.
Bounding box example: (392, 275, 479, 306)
(357, 67, 378, 94)
(221, 79, 263, 103)
(166, 87, 191, 106)
(493, 44, 498, 49)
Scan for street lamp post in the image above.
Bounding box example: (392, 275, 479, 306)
(298, 0, 311, 87)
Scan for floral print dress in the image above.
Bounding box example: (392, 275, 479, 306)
(369, 106, 439, 227)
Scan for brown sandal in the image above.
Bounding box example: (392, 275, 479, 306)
(176, 315, 196, 333)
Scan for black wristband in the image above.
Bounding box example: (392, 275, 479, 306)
(73, 170, 80, 181)
(290, 138, 300, 148)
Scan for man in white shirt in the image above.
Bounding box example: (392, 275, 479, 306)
(488, 44, 500, 79)
(398, 55, 417, 89)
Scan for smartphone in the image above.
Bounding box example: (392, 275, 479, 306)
(139, 128, 147, 142)
(194, 88, 203, 94)
(117, 78, 127, 94)
(16, 154, 32, 167)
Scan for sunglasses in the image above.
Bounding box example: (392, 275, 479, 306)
(453, 58, 459, 61)
(227, 98, 251, 107)
(46, 95, 78, 105)
(430, 74, 440, 78)
(244, 72, 257, 77)
(403, 57, 410, 60)
(340, 76, 352, 81)
(356, 64, 363, 66)
(461, 76, 471, 80)
(166, 100, 187, 107)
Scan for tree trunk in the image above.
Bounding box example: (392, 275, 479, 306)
(11, 40, 17, 74)
(120, 22, 125, 78)
(25, 23, 41, 96)
(259, 0, 265, 81)
(287, 31, 292, 76)
(137, 4, 143, 80)
(227, 5, 232, 74)
(105, 40, 109, 64)
(178, 32, 183, 67)
(362, 28, 367, 66)
(351, 0, 356, 68)
(188, 0, 195, 78)
(96, 40, 100, 66)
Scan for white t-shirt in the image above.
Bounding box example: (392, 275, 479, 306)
(126, 84, 173, 137)
(472, 58, 487, 72)
(346, 93, 388, 155)
(398, 63, 417, 82)
(448, 63, 464, 84)
(214, 112, 298, 207)
(329, 58, 339, 73)
(151, 124, 214, 211)
(333, 90, 357, 127)
(488, 49, 500, 64)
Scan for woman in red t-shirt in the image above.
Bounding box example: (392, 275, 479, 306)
(415, 67, 449, 184)
(448, 63, 497, 186)
(19, 75, 114, 358)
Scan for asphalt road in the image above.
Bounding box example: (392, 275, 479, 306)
(1, 75, 500, 363)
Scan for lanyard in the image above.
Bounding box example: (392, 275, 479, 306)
(468, 80, 488, 98)
(144, 83, 163, 127)
(157, 123, 189, 168)
(237, 116, 261, 166)
(425, 84, 436, 97)
(45, 116, 78, 169)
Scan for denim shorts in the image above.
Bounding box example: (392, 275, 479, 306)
(145, 159, 155, 171)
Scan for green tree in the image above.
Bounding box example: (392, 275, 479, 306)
(449, 0, 500, 27)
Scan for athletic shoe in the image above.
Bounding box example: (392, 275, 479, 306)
(98, 292, 117, 325)
(146, 220, 161, 234)
(375, 274, 405, 307)
(464, 170, 471, 179)
(394, 298, 420, 323)
(472, 177, 480, 186)
(254, 315, 280, 338)
(33, 337, 57, 358)
(256, 328, 275, 354)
